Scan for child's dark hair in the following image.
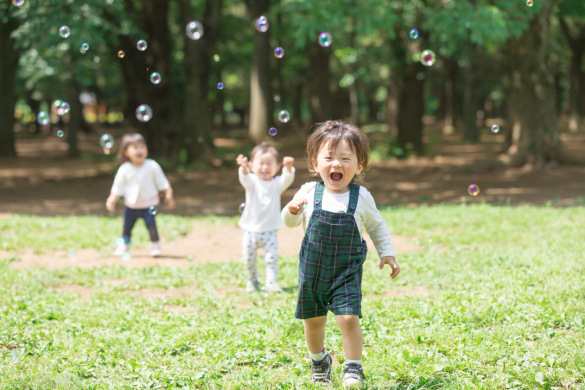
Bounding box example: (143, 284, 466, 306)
(306, 120, 370, 182)
(249, 142, 280, 162)
(117, 133, 147, 164)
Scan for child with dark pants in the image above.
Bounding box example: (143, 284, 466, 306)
(106, 133, 174, 257)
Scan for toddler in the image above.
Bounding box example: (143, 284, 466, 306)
(106, 133, 174, 257)
(282, 121, 400, 388)
(237, 142, 295, 292)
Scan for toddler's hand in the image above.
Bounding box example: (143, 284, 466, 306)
(379, 256, 400, 279)
(105, 195, 117, 212)
(165, 196, 175, 209)
(288, 198, 307, 215)
(283, 156, 294, 170)
(236, 154, 248, 168)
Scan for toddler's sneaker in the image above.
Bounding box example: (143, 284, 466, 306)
(113, 243, 129, 257)
(310, 354, 332, 384)
(245, 279, 260, 292)
(343, 363, 365, 388)
(150, 243, 162, 257)
(265, 282, 283, 293)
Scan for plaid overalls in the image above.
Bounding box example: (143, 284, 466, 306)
(295, 182, 368, 319)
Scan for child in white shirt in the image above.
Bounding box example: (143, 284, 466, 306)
(106, 133, 175, 257)
(237, 142, 295, 292)
(281, 120, 400, 388)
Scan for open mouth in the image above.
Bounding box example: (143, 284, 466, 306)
(330, 172, 343, 183)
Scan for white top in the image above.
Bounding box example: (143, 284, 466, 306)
(238, 166, 295, 233)
(110, 159, 170, 209)
(281, 182, 395, 258)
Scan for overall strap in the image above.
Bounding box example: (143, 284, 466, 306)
(313, 182, 325, 211)
(347, 183, 360, 215)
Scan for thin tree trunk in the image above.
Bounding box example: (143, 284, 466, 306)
(0, 17, 19, 158)
(386, 84, 398, 136)
(559, 18, 585, 132)
(397, 62, 425, 155)
(67, 57, 81, 157)
(462, 50, 480, 142)
(443, 59, 457, 135)
(308, 43, 332, 124)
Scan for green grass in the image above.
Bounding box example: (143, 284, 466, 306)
(1, 205, 584, 389)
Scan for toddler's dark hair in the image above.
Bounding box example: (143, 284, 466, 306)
(117, 133, 147, 164)
(249, 142, 280, 163)
(306, 120, 370, 183)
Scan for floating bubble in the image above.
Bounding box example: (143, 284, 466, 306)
(467, 184, 480, 197)
(217, 82, 224, 90)
(57, 101, 70, 116)
(325, 121, 334, 129)
(93, 56, 100, 63)
(80, 47, 87, 54)
(186, 21, 204, 40)
(410, 29, 419, 39)
(420, 50, 437, 66)
(137, 40, 147, 51)
(491, 124, 500, 133)
(238, 202, 245, 214)
(81, 42, 89, 51)
(52, 99, 63, 108)
(526, 0, 533, 6)
(115, 237, 125, 246)
(213, 54, 220, 62)
(278, 110, 290, 123)
(318, 32, 332, 48)
(150, 72, 161, 84)
(255, 16, 269, 33)
(59, 25, 70, 38)
(301, 203, 307, 209)
(269, 127, 277, 136)
(117, 50, 125, 58)
(57, 130, 64, 137)
(12, 0, 24, 6)
(37, 111, 50, 126)
(100, 133, 114, 150)
(122, 252, 131, 262)
(10, 350, 18, 363)
(274, 47, 284, 58)
(135, 104, 153, 122)
(274, 94, 281, 102)
(103, 148, 111, 155)
(148, 206, 157, 216)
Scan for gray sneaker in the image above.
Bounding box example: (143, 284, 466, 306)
(245, 279, 260, 292)
(265, 282, 283, 293)
(311, 354, 332, 383)
(343, 363, 365, 388)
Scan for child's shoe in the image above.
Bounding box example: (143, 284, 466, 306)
(343, 363, 365, 388)
(113, 243, 129, 257)
(150, 243, 162, 257)
(245, 279, 260, 292)
(265, 282, 283, 293)
(310, 354, 332, 383)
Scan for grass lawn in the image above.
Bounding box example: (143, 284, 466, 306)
(1, 204, 584, 389)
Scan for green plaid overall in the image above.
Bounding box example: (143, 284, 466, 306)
(295, 182, 368, 319)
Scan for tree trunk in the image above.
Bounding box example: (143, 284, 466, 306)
(462, 51, 480, 142)
(308, 43, 332, 124)
(559, 18, 585, 132)
(396, 62, 425, 155)
(0, 17, 19, 158)
(386, 84, 398, 136)
(443, 59, 457, 135)
(245, 0, 273, 142)
(67, 58, 82, 157)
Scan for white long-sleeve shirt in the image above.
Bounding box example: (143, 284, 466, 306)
(238, 166, 295, 233)
(281, 182, 395, 258)
(110, 159, 170, 209)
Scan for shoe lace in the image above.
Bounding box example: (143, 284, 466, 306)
(311, 357, 330, 380)
(344, 363, 364, 379)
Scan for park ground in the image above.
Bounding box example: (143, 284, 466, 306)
(0, 127, 584, 389)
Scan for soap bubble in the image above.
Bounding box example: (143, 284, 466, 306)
(137, 40, 147, 51)
(526, 0, 533, 6)
(410, 29, 419, 39)
(491, 124, 500, 133)
(57, 101, 70, 116)
(238, 203, 245, 214)
(325, 121, 334, 129)
(122, 252, 131, 262)
(278, 110, 290, 123)
(103, 148, 111, 155)
(59, 25, 70, 38)
(467, 184, 480, 197)
(213, 54, 220, 62)
(10, 350, 18, 363)
(149, 206, 157, 216)
(52, 99, 63, 108)
(150, 72, 161, 84)
(274, 47, 284, 58)
(100, 133, 114, 150)
(217, 82, 224, 90)
(186, 21, 204, 40)
(57, 130, 64, 137)
(37, 111, 50, 125)
(255, 16, 269, 32)
(81, 42, 89, 51)
(301, 203, 307, 209)
(269, 127, 277, 136)
(135, 104, 153, 122)
(12, 0, 24, 6)
(318, 32, 332, 48)
(118, 50, 125, 58)
(420, 50, 437, 66)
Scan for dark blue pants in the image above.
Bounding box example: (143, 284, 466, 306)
(122, 207, 159, 244)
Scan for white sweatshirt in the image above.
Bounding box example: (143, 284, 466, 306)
(110, 159, 170, 209)
(281, 182, 395, 258)
(238, 166, 295, 233)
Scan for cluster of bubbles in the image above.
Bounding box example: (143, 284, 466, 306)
(467, 184, 480, 197)
(149, 206, 157, 216)
(491, 124, 500, 133)
(186, 21, 204, 40)
(100, 133, 114, 154)
(255, 16, 269, 33)
(274, 47, 284, 59)
(137, 39, 147, 51)
(136, 104, 153, 122)
(420, 50, 437, 66)
(278, 110, 290, 123)
(59, 25, 70, 38)
(318, 32, 332, 48)
(410, 29, 419, 39)
(56, 101, 70, 116)
(269, 127, 277, 136)
(150, 72, 161, 85)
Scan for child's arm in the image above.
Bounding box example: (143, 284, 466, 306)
(278, 156, 295, 194)
(107, 165, 126, 212)
(164, 187, 175, 209)
(236, 154, 249, 175)
(281, 183, 313, 228)
(236, 154, 254, 190)
(106, 194, 120, 212)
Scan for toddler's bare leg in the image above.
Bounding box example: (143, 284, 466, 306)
(303, 316, 328, 353)
(336, 315, 362, 360)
